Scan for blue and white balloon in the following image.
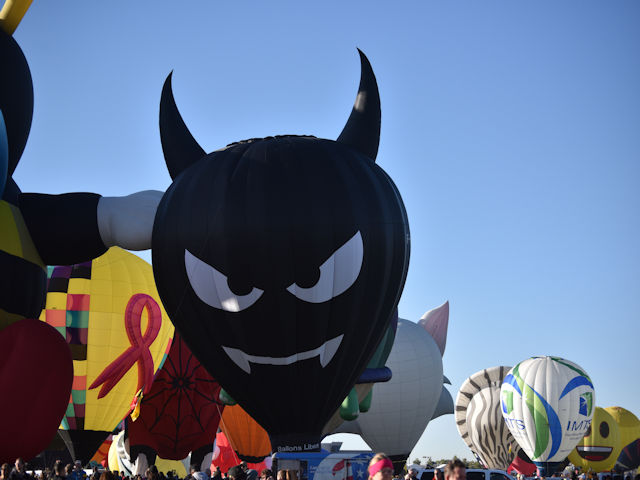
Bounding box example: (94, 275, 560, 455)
(500, 356, 595, 475)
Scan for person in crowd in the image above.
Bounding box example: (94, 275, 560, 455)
(50, 462, 66, 480)
(9, 458, 31, 480)
(1, 464, 11, 480)
(0, 465, 14, 480)
(260, 470, 273, 480)
(408, 468, 419, 480)
(227, 467, 246, 480)
(367, 453, 393, 480)
(145, 467, 159, 480)
(444, 460, 465, 480)
(276, 471, 286, 480)
(212, 467, 222, 480)
(189, 465, 206, 480)
(67, 461, 84, 480)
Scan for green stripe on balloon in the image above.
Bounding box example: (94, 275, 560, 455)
(532, 387, 550, 459)
(513, 363, 550, 459)
(550, 357, 592, 383)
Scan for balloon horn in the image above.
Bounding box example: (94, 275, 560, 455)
(336, 49, 381, 162)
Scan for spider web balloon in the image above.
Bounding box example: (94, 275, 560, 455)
(128, 333, 224, 461)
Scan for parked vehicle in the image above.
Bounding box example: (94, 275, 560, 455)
(419, 469, 516, 480)
(272, 451, 374, 480)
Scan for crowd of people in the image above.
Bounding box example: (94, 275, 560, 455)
(3, 454, 639, 480)
(0, 458, 283, 480)
(367, 455, 467, 480)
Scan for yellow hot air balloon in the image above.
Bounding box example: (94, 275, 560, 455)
(41, 247, 174, 463)
(568, 407, 622, 472)
(155, 457, 187, 477)
(605, 406, 640, 471)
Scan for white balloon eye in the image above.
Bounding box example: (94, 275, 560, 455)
(287, 231, 364, 303)
(184, 250, 263, 312)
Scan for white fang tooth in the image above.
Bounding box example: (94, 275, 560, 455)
(222, 335, 344, 373)
(320, 334, 343, 367)
(222, 346, 251, 374)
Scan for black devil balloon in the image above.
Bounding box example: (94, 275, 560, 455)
(152, 50, 410, 452)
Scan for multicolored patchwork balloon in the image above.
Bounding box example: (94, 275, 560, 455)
(500, 356, 595, 476)
(41, 247, 174, 463)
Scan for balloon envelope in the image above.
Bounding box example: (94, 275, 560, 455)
(568, 406, 621, 472)
(334, 311, 450, 469)
(221, 404, 271, 463)
(109, 431, 187, 476)
(508, 450, 537, 477)
(456, 366, 519, 469)
(501, 356, 595, 475)
(128, 332, 223, 460)
(91, 434, 114, 466)
(152, 56, 409, 452)
(604, 406, 640, 471)
(0, 318, 73, 463)
(212, 431, 268, 474)
(41, 247, 174, 463)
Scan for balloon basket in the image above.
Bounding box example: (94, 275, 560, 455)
(535, 462, 564, 477)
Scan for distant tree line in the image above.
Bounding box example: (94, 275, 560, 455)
(411, 457, 484, 469)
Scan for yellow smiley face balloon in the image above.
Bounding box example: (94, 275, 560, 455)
(568, 407, 621, 472)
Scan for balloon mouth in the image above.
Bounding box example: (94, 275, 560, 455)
(577, 446, 612, 461)
(222, 334, 343, 374)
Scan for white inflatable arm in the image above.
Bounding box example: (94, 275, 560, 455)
(97, 190, 164, 250)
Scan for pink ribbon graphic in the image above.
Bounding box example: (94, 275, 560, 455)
(89, 294, 162, 399)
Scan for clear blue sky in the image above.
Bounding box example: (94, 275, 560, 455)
(11, 1, 640, 461)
